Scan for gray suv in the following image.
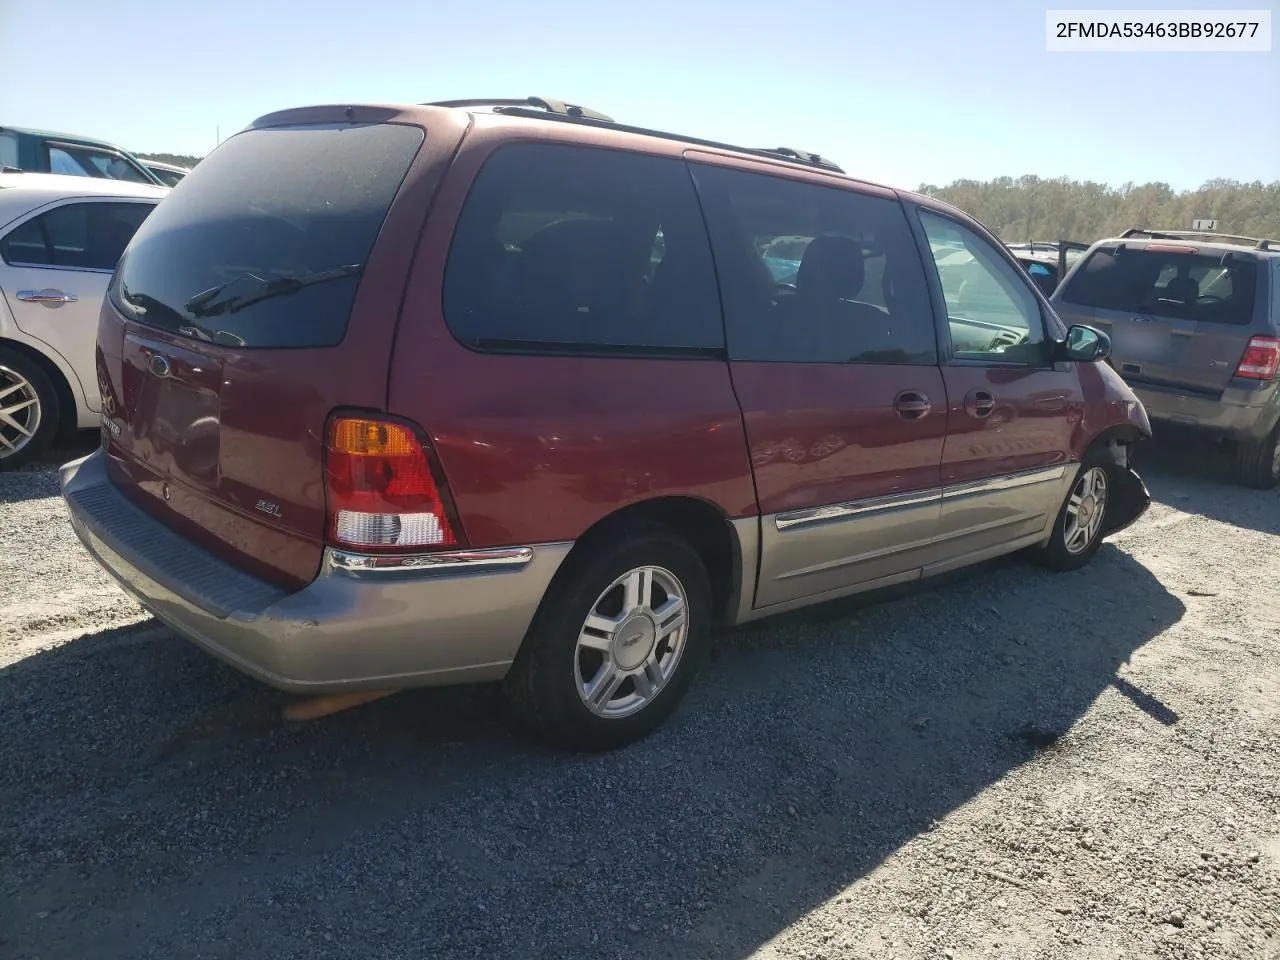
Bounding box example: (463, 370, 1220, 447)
(1052, 228, 1280, 488)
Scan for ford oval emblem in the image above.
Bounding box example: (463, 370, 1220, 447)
(148, 354, 171, 378)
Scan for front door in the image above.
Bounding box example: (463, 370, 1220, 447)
(914, 209, 1081, 568)
(689, 158, 946, 608)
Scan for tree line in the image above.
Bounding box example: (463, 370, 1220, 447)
(917, 176, 1280, 244)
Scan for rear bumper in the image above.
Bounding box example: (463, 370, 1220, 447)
(60, 450, 570, 693)
(1131, 378, 1280, 442)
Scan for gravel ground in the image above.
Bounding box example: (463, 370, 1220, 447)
(1, 435, 1277, 960)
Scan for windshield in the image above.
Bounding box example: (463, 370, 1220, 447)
(110, 122, 423, 348)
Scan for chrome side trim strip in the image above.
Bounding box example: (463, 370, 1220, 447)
(776, 511, 1040, 581)
(772, 463, 1073, 533)
(774, 489, 942, 532)
(328, 546, 536, 574)
(941, 464, 1067, 501)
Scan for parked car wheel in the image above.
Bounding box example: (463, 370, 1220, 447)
(1234, 424, 1280, 490)
(0, 347, 59, 469)
(1035, 453, 1113, 572)
(505, 527, 712, 751)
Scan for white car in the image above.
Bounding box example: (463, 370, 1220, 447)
(0, 172, 168, 466)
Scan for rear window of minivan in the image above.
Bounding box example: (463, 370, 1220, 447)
(110, 122, 423, 348)
(1058, 246, 1257, 325)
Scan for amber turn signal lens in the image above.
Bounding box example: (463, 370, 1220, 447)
(329, 418, 417, 457)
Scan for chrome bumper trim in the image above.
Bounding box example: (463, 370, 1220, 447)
(328, 546, 536, 573)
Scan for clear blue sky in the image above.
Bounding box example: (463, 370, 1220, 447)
(1, 0, 1275, 190)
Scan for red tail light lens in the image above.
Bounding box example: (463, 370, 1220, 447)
(1235, 336, 1280, 380)
(324, 416, 461, 550)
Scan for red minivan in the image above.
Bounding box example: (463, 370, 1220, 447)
(61, 98, 1152, 750)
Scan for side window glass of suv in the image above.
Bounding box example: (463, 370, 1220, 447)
(689, 163, 936, 364)
(918, 211, 1047, 364)
(443, 144, 723, 354)
(1, 202, 152, 271)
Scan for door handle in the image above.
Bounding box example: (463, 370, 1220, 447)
(965, 390, 996, 418)
(16, 289, 78, 305)
(894, 390, 932, 420)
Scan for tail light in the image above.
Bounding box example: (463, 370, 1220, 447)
(1235, 336, 1280, 380)
(324, 415, 462, 550)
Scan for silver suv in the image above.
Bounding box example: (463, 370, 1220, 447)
(1052, 228, 1280, 488)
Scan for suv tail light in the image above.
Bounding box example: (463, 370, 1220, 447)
(324, 415, 462, 550)
(1235, 336, 1280, 380)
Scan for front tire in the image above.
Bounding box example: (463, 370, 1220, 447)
(1234, 423, 1280, 490)
(1036, 454, 1112, 572)
(0, 347, 59, 470)
(504, 527, 712, 751)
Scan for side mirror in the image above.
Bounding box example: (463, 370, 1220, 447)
(1062, 324, 1111, 363)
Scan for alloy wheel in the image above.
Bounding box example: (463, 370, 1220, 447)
(0, 365, 41, 460)
(574, 565, 689, 719)
(1064, 466, 1109, 555)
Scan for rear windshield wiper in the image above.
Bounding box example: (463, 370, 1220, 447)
(184, 264, 363, 318)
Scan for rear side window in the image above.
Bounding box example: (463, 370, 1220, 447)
(443, 143, 723, 354)
(110, 122, 423, 348)
(690, 163, 936, 364)
(1059, 247, 1258, 325)
(1, 201, 152, 271)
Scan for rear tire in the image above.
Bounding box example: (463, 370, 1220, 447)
(0, 346, 59, 470)
(1035, 452, 1113, 572)
(504, 527, 712, 752)
(1234, 423, 1280, 490)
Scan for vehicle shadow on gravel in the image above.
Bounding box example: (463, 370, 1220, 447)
(0, 542, 1184, 960)
(1137, 430, 1280, 536)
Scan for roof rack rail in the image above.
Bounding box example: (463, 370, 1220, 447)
(425, 97, 614, 123)
(1119, 227, 1276, 251)
(424, 96, 844, 174)
(754, 146, 843, 172)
